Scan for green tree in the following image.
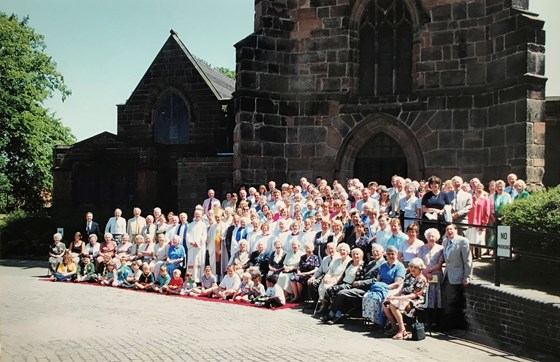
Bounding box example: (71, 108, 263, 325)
(214, 66, 235, 80)
(0, 13, 75, 212)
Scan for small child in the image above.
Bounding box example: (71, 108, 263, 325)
(249, 274, 266, 303)
(162, 269, 183, 294)
(52, 251, 77, 282)
(75, 254, 95, 283)
(213, 265, 241, 300)
(134, 263, 154, 290)
(233, 272, 254, 303)
(190, 266, 217, 297)
(114, 257, 133, 287)
(151, 265, 171, 293)
(254, 274, 285, 308)
(119, 261, 141, 288)
(179, 272, 196, 295)
(99, 262, 116, 286)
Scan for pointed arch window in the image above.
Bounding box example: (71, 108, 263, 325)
(153, 90, 190, 144)
(359, 0, 413, 96)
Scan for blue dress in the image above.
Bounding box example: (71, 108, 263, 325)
(166, 244, 186, 276)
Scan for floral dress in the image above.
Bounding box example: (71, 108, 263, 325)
(291, 254, 320, 284)
(417, 244, 443, 309)
(388, 273, 428, 317)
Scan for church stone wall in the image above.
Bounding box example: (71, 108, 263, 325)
(234, 0, 546, 187)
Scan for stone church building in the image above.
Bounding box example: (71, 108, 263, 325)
(53, 0, 559, 215)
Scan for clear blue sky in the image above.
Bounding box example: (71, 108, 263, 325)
(3, 0, 559, 142)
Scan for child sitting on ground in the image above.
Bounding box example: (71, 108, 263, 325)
(179, 272, 196, 295)
(162, 269, 183, 294)
(99, 262, 116, 286)
(134, 263, 154, 290)
(190, 266, 218, 297)
(255, 274, 286, 308)
(52, 251, 77, 282)
(75, 254, 95, 283)
(212, 265, 241, 300)
(233, 272, 254, 303)
(119, 261, 141, 288)
(150, 265, 171, 293)
(249, 274, 266, 303)
(114, 257, 133, 287)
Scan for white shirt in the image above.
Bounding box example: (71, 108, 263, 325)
(105, 217, 126, 235)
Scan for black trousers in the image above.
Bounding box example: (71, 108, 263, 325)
(441, 275, 468, 330)
(330, 287, 367, 315)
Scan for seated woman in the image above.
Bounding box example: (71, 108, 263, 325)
(113, 233, 132, 266)
(382, 257, 428, 339)
(417, 228, 444, 313)
(228, 239, 250, 275)
(84, 234, 100, 263)
(190, 266, 218, 297)
(362, 245, 406, 326)
(68, 232, 85, 265)
(323, 248, 364, 309)
(397, 224, 424, 267)
(52, 251, 77, 282)
(317, 243, 352, 313)
(165, 235, 186, 277)
(97, 233, 117, 265)
(48, 233, 66, 274)
(276, 240, 305, 300)
(128, 235, 145, 265)
(267, 240, 286, 276)
(151, 233, 169, 280)
(212, 265, 241, 300)
(247, 240, 270, 277)
(326, 244, 386, 323)
(289, 241, 320, 303)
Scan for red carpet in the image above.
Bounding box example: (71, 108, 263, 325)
(39, 278, 300, 311)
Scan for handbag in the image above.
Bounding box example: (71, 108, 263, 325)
(411, 319, 426, 341)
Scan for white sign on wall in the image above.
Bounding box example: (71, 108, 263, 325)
(497, 225, 511, 258)
(57, 227, 64, 238)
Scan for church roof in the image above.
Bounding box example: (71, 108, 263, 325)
(170, 30, 235, 100)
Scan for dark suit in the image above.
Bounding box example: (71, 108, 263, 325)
(84, 221, 101, 239)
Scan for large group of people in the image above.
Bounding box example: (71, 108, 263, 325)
(48, 173, 528, 336)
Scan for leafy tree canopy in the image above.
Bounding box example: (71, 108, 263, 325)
(0, 13, 75, 212)
(214, 66, 235, 80)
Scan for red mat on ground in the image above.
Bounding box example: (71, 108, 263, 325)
(38, 278, 300, 311)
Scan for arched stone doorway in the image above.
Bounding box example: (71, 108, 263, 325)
(335, 113, 424, 184)
(354, 133, 408, 185)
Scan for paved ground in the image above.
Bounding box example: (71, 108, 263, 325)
(0, 260, 537, 362)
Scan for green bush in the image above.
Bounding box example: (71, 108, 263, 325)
(501, 186, 560, 233)
(501, 186, 560, 259)
(0, 210, 58, 258)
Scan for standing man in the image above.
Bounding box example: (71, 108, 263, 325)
(387, 176, 405, 219)
(450, 176, 473, 235)
(141, 215, 156, 240)
(127, 207, 146, 242)
(186, 210, 207, 283)
(84, 212, 100, 239)
(504, 173, 518, 199)
(441, 223, 473, 331)
(202, 189, 221, 218)
(105, 208, 126, 244)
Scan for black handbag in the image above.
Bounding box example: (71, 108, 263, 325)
(411, 319, 426, 341)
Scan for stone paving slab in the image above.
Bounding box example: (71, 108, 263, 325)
(0, 262, 536, 362)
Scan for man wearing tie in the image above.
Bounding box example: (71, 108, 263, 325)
(202, 189, 221, 218)
(504, 173, 518, 199)
(387, 176, 405, 219)
(105, 208, 127, 244)
(186, 210, 207, 283)
(84, 212, 100, 239)
(127, 207, 146, 242)
(441, 223, 473, 331)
